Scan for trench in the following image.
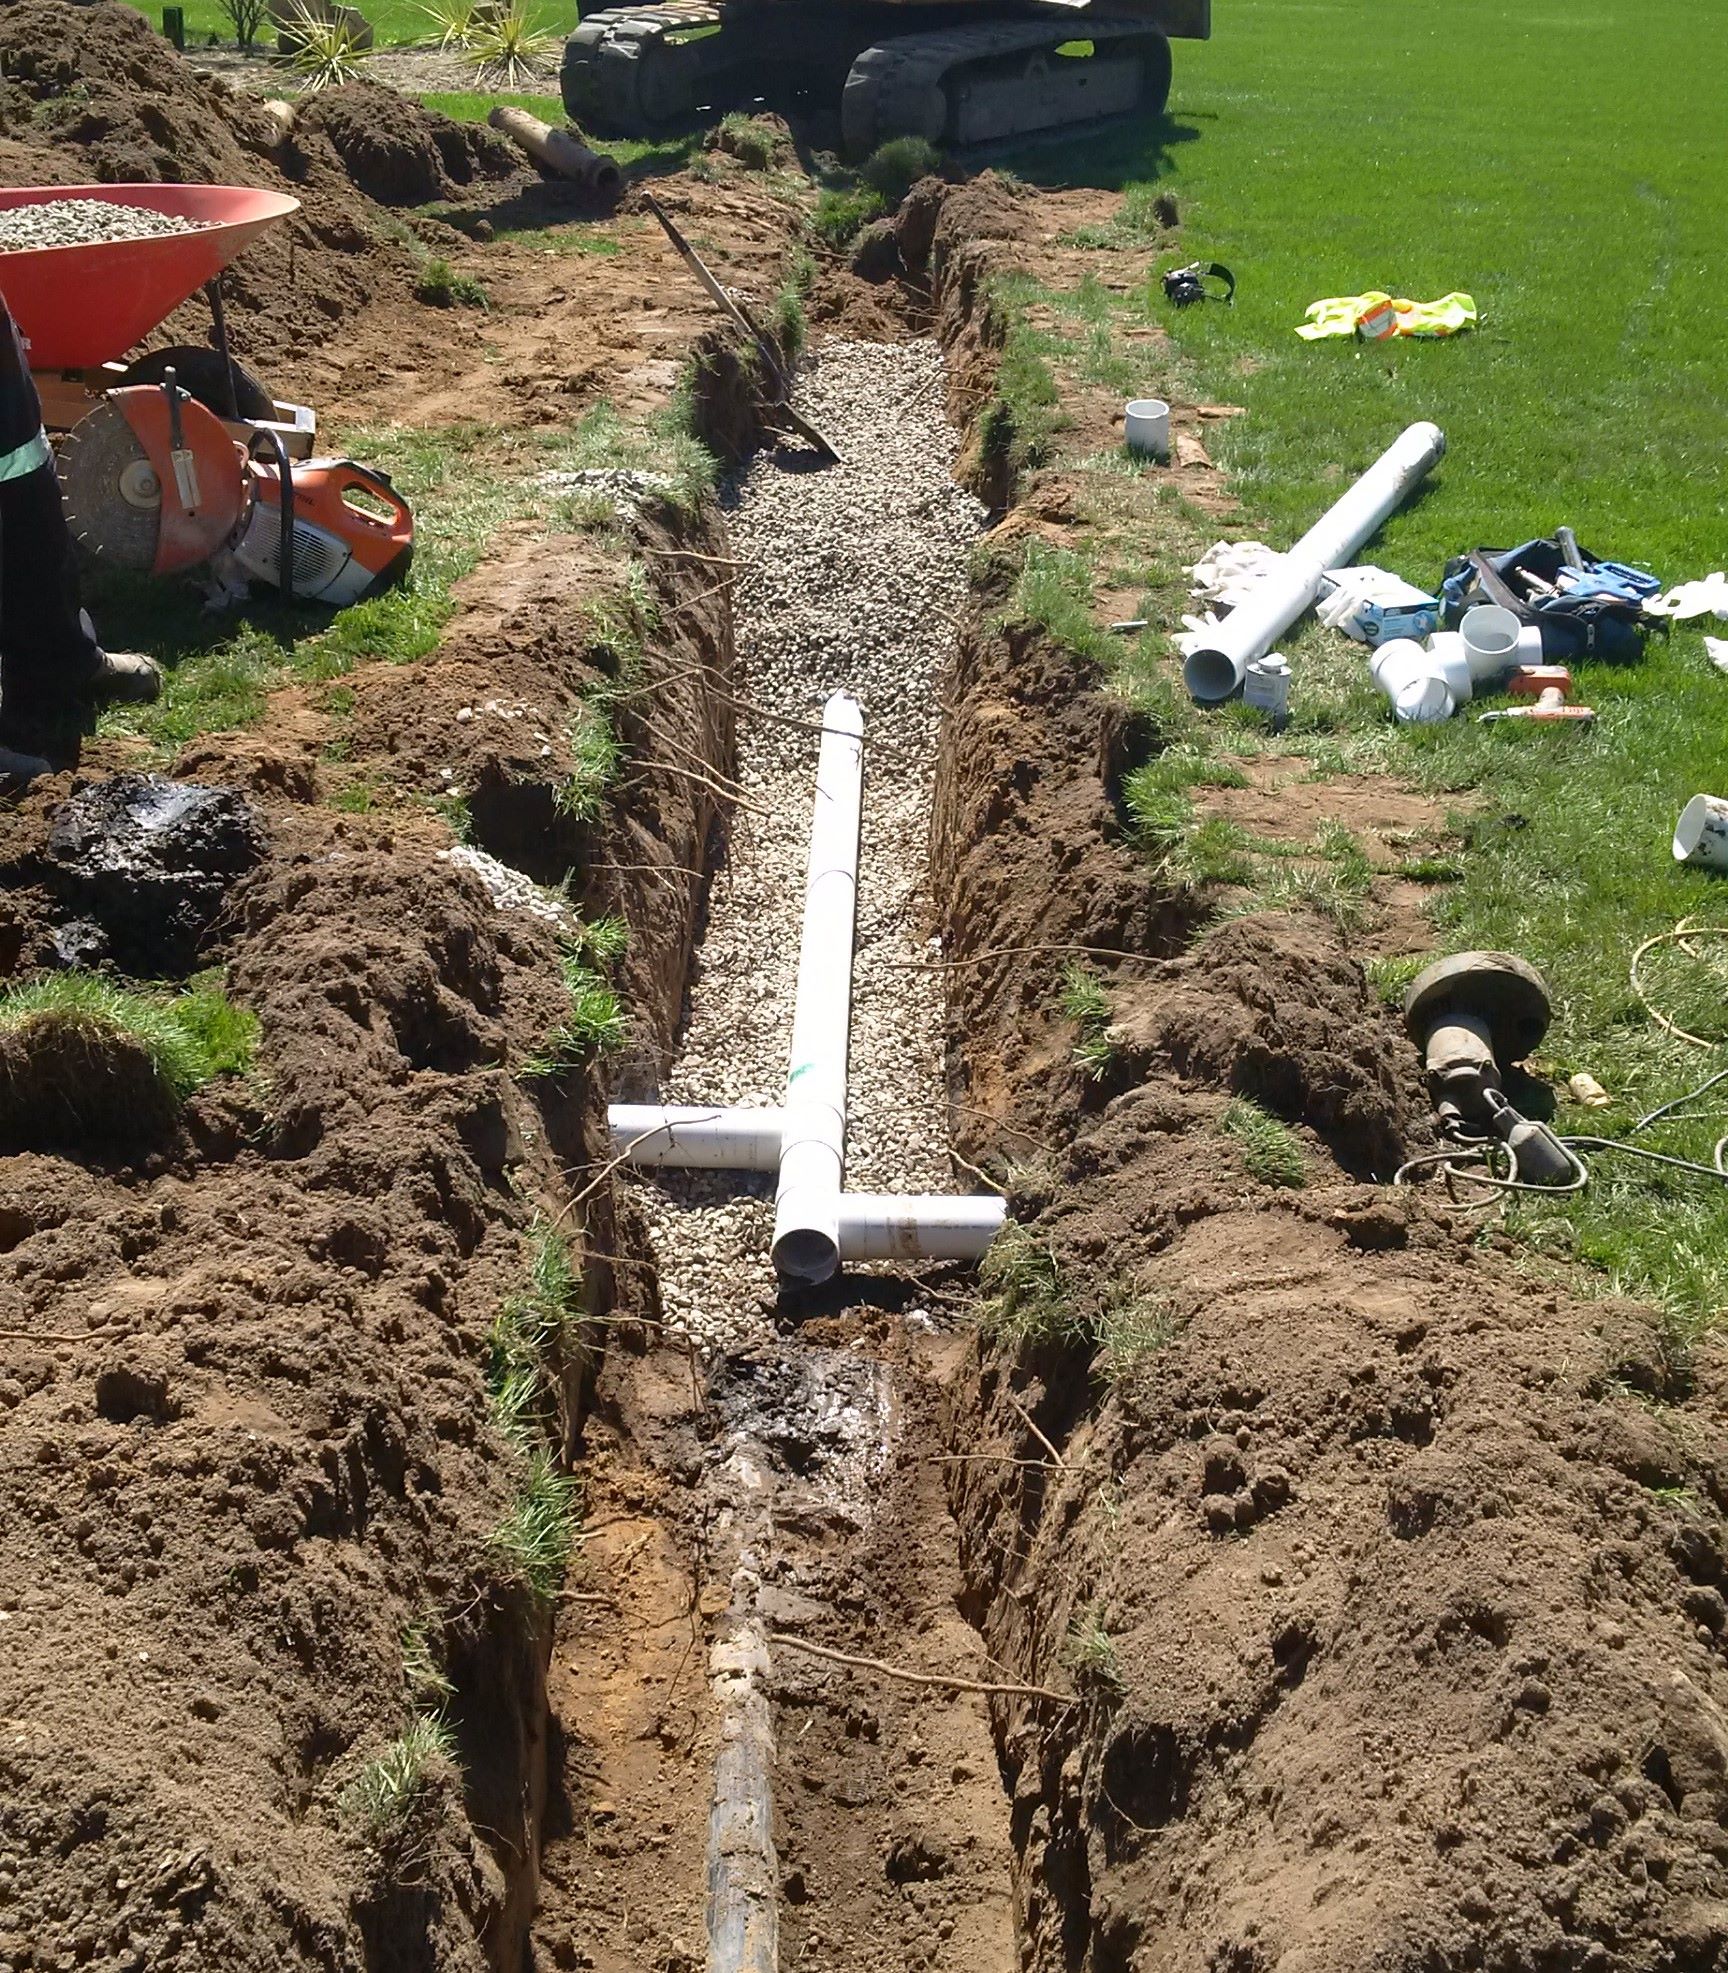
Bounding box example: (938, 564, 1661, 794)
(530, 336, 1024, 1970)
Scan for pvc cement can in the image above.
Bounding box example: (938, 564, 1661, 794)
(1673, 794, 1728, 871)
(1124, 398, 1171, 462)
(1243, 654, 1291, 721)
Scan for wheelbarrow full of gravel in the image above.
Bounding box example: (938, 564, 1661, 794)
(0, 182, 316, 454)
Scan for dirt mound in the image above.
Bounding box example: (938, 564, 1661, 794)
(0, 2, 525, 360)
(297, 80, 515, 207)
(0, 470, 746, 1969)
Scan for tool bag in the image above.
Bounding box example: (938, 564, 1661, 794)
(1440, 538, 1661, 661)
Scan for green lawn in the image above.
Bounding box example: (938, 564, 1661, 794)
(139, 0, 569, 49)
(1003, 0, 1728, 1347)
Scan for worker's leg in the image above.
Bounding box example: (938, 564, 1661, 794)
(0, 300, 158, 768)
(0, 300, 105, 761)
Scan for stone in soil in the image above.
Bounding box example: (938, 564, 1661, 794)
(47, 773, 265, 976)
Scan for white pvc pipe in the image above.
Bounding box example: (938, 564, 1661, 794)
(771, 693, 865, 1287)
(836, 1193, 1008, 1263)
(609, 1104, 783, 1171)
(1183, 421, 1447, 705)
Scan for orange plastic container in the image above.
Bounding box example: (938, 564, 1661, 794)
(0, 183, 300, 369)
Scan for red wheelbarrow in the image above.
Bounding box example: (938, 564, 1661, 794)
(0, 182, 316, 455)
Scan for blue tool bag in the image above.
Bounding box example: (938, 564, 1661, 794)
(1441, 539, 1661, 661)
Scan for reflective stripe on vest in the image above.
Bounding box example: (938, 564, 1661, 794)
(0, 427, 50, 483)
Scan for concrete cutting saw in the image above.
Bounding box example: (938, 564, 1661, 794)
(57, 379, 413, 607)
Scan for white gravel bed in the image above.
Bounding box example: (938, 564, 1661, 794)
(0, 200, 213, 252)
(629, 339, 985, 1350)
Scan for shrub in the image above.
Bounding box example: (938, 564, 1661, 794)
(859, 135, 939, 205)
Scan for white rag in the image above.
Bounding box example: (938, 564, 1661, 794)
(1187, 541, 1287, 609)
(1174, 610, 1229, 657)
(1651, 572, 1728, 622)
(1706, 636, 1728, 675)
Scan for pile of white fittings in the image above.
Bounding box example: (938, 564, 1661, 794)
(1183, 421, 1447, 706)
(1371, 603, 1540, 723)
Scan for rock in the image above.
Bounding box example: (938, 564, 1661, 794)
(46, 775, 264, 975)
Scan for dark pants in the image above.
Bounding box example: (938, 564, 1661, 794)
(0, 297, 102, 752)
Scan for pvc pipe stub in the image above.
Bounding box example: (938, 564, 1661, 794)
(771, 1220, 840, 1287)
(1184, 644, 1241, 705)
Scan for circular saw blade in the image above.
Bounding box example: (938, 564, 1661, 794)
(56, 401, 163, 573)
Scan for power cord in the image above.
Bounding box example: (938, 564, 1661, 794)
(1395, 1066, 1728, 1205)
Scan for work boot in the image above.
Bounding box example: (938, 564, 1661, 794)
(79, 613, 161, 707)
(0, 743, 51, 785)
(89, 649, 163, 707)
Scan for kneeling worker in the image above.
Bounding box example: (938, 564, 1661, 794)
(0, 294, 160, 781)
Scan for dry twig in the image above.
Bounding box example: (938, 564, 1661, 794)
(769, 1631, 1073, 1704)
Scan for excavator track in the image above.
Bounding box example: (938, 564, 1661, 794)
(561, 2, 730, 132)
(841, 17, 1171, 155)
(563, 3, 1173, 151)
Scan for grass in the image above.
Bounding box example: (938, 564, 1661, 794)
(400, 1623, 455, 1707)
(1222, 1097, 1307, 1189)
(414, 255, 488, 310)
(340, 1714, 456, 1842)
(488, 1449, 580, 1601)
(985, 0, 1728, 1332)
(1094, 1290, 1182, 1386)
(976, 1220, 1077, 1347)
(0, 972, 257, 1105)
(485, 1218, 584, 1449)
(554, 699, 622, 823)
(1064, 1606, 1123, 1693)
(519, 944, 627, 1079)
(713, 112, 788, 171)
(1059, 960, 1118, 1082)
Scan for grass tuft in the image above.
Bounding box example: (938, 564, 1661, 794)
(554, 699, 622, 822)
(1095, 1291, 1182, 1386)
(1064, 1605, 1123, 1692)
(1059, 960, 1118, 1082)
(977, 1220, 1078, 1347)
(340, 1714, 456, 1842)
(1223, 1097, 1308, 1189)
(414, 256, 489, 311)
(0, 972, 258, 1143)
(858, 135, 940, 204)
(488, 1450, 580, 1601)
(713, 112, 788, 171)
(520, 947, 627, 1079)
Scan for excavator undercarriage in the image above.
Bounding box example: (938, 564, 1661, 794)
(561, 0, 1206, 156)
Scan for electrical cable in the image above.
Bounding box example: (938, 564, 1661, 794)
(1395, 1067, 1728, 1201)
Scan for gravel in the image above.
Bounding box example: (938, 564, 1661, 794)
(0, 200, 213, 253)
(627, 339, 985, 1351)
(438, 844, 571, 926)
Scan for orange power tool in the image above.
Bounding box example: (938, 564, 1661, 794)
(1476, 665, 1596, 726)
